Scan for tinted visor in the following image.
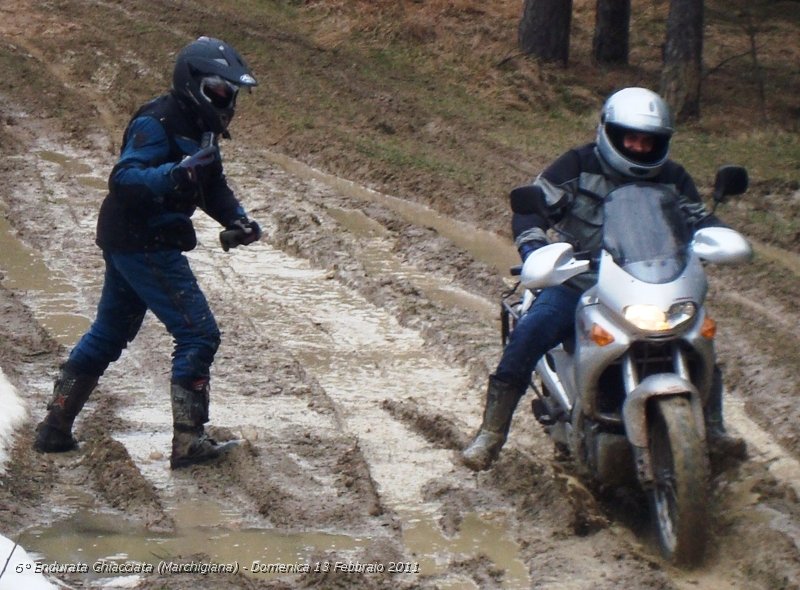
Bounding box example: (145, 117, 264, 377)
(606, 123, 670, 166)
(200, 76, 238, 110)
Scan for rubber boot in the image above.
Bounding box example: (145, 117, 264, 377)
(34, 366, 99, 453)
(170, 380, 237, 469)
(706, 367, 747, 461)
(461, 376, 523, 471)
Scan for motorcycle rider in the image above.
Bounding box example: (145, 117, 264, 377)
(462, 86, 747, 471)
(34, 36, 262, 469)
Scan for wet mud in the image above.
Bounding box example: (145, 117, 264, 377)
(1, 1, 800, 589)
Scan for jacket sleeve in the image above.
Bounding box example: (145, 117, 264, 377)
(511, 149, 581, 260)
(108, 116, 176, 207)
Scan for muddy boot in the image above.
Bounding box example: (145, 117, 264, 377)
(461, 376, 523, 471)
(706, 367, 747, 462)
(34, 366, 99, 453)
(170, 380, 238, 470)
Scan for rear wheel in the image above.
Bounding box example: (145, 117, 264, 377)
(647, 396, 710, 566)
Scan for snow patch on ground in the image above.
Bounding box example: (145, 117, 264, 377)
(0, 367, 27, 474)
(0, 534, 57, 590)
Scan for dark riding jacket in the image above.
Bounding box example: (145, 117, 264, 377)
(96, 92, 246, 252)
(512, 143, 721, 292)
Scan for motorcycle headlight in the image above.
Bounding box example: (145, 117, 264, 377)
(623, 302, 696, 332)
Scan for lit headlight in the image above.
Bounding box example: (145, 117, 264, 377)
(668, 301, 698, 328)
(623, 302, 697, 332)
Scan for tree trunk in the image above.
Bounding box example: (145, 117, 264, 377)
(593, 0, 630, 64)
(519, 0, 574, 66)
(660, 0, 704, 120)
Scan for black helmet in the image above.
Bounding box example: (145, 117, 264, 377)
(172, 36, 257, 136)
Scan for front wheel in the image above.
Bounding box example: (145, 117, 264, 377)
(646, 396, 710, 567)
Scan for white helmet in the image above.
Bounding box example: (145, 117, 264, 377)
(596, 87, 674, 179)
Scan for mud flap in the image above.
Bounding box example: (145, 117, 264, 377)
(622, 373, 706, 482)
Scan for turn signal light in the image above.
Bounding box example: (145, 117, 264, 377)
(701, 316, 717, 339)
(590, 324, 615, 346)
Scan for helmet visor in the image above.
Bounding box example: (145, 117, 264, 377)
(606, 123, 670, 166)
(200, 76, 239, 110)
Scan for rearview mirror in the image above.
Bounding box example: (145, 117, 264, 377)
(712, 166, 748, 204)
(692, 227, 753, 264)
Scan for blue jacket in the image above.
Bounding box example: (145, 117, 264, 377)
(96, 92, 246, 252)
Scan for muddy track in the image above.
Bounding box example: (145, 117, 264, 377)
(0, 116, 798, 589)
(2, 1, 800, 589)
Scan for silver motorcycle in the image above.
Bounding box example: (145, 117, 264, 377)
(501, 166, 751, 565)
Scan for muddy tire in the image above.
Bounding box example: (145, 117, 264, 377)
(647, 396, 710, 567)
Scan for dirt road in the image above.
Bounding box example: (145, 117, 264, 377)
(1, 1, 800, 589)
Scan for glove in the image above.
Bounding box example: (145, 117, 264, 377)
(220, 217, 262, 251)
(169, 141, 219, 192)
(518, 239, 548, 262)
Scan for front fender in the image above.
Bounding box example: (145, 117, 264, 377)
(623, 374, 706, 448)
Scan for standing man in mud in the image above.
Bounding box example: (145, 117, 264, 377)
(462, 87, 747, 471)
(34, 36, 262, 469)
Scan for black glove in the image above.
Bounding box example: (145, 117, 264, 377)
(220, 217, 262, 251)
(169, 142, 219, 192)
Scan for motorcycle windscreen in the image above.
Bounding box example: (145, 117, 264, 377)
(603, 184, 692, 284)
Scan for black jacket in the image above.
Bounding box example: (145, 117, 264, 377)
(96, 92, 246, 252)
(512, 143, 721, 291)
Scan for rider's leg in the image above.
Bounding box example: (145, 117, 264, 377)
(705, 365, 747, 460)
(462, 285, 581, 471)
(35, 253, 146, 452)
(107, 250, 232, 469)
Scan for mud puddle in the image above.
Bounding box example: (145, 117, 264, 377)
(0, 148, 111, 343)
(21, 506, 362, 584)
(400, 508, 529, 587)
(23, 505, 531, 588)
(0, 207, 89, 345)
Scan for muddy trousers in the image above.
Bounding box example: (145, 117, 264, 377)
(461, 286, 581, 471)
(34, 365, 99, 452)
(66, 250, 220, 383)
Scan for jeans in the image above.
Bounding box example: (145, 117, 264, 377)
(494, 285, 581, 394)
(67, 250, 220, 383)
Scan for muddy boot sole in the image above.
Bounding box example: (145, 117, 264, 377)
(461, 430, 505, 471)
(170, 438, 241, 470)
(33, 423, 79, 453)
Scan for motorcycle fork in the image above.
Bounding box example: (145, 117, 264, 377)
(623, 343, 691, 486)
(621, 342, 690, 392)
